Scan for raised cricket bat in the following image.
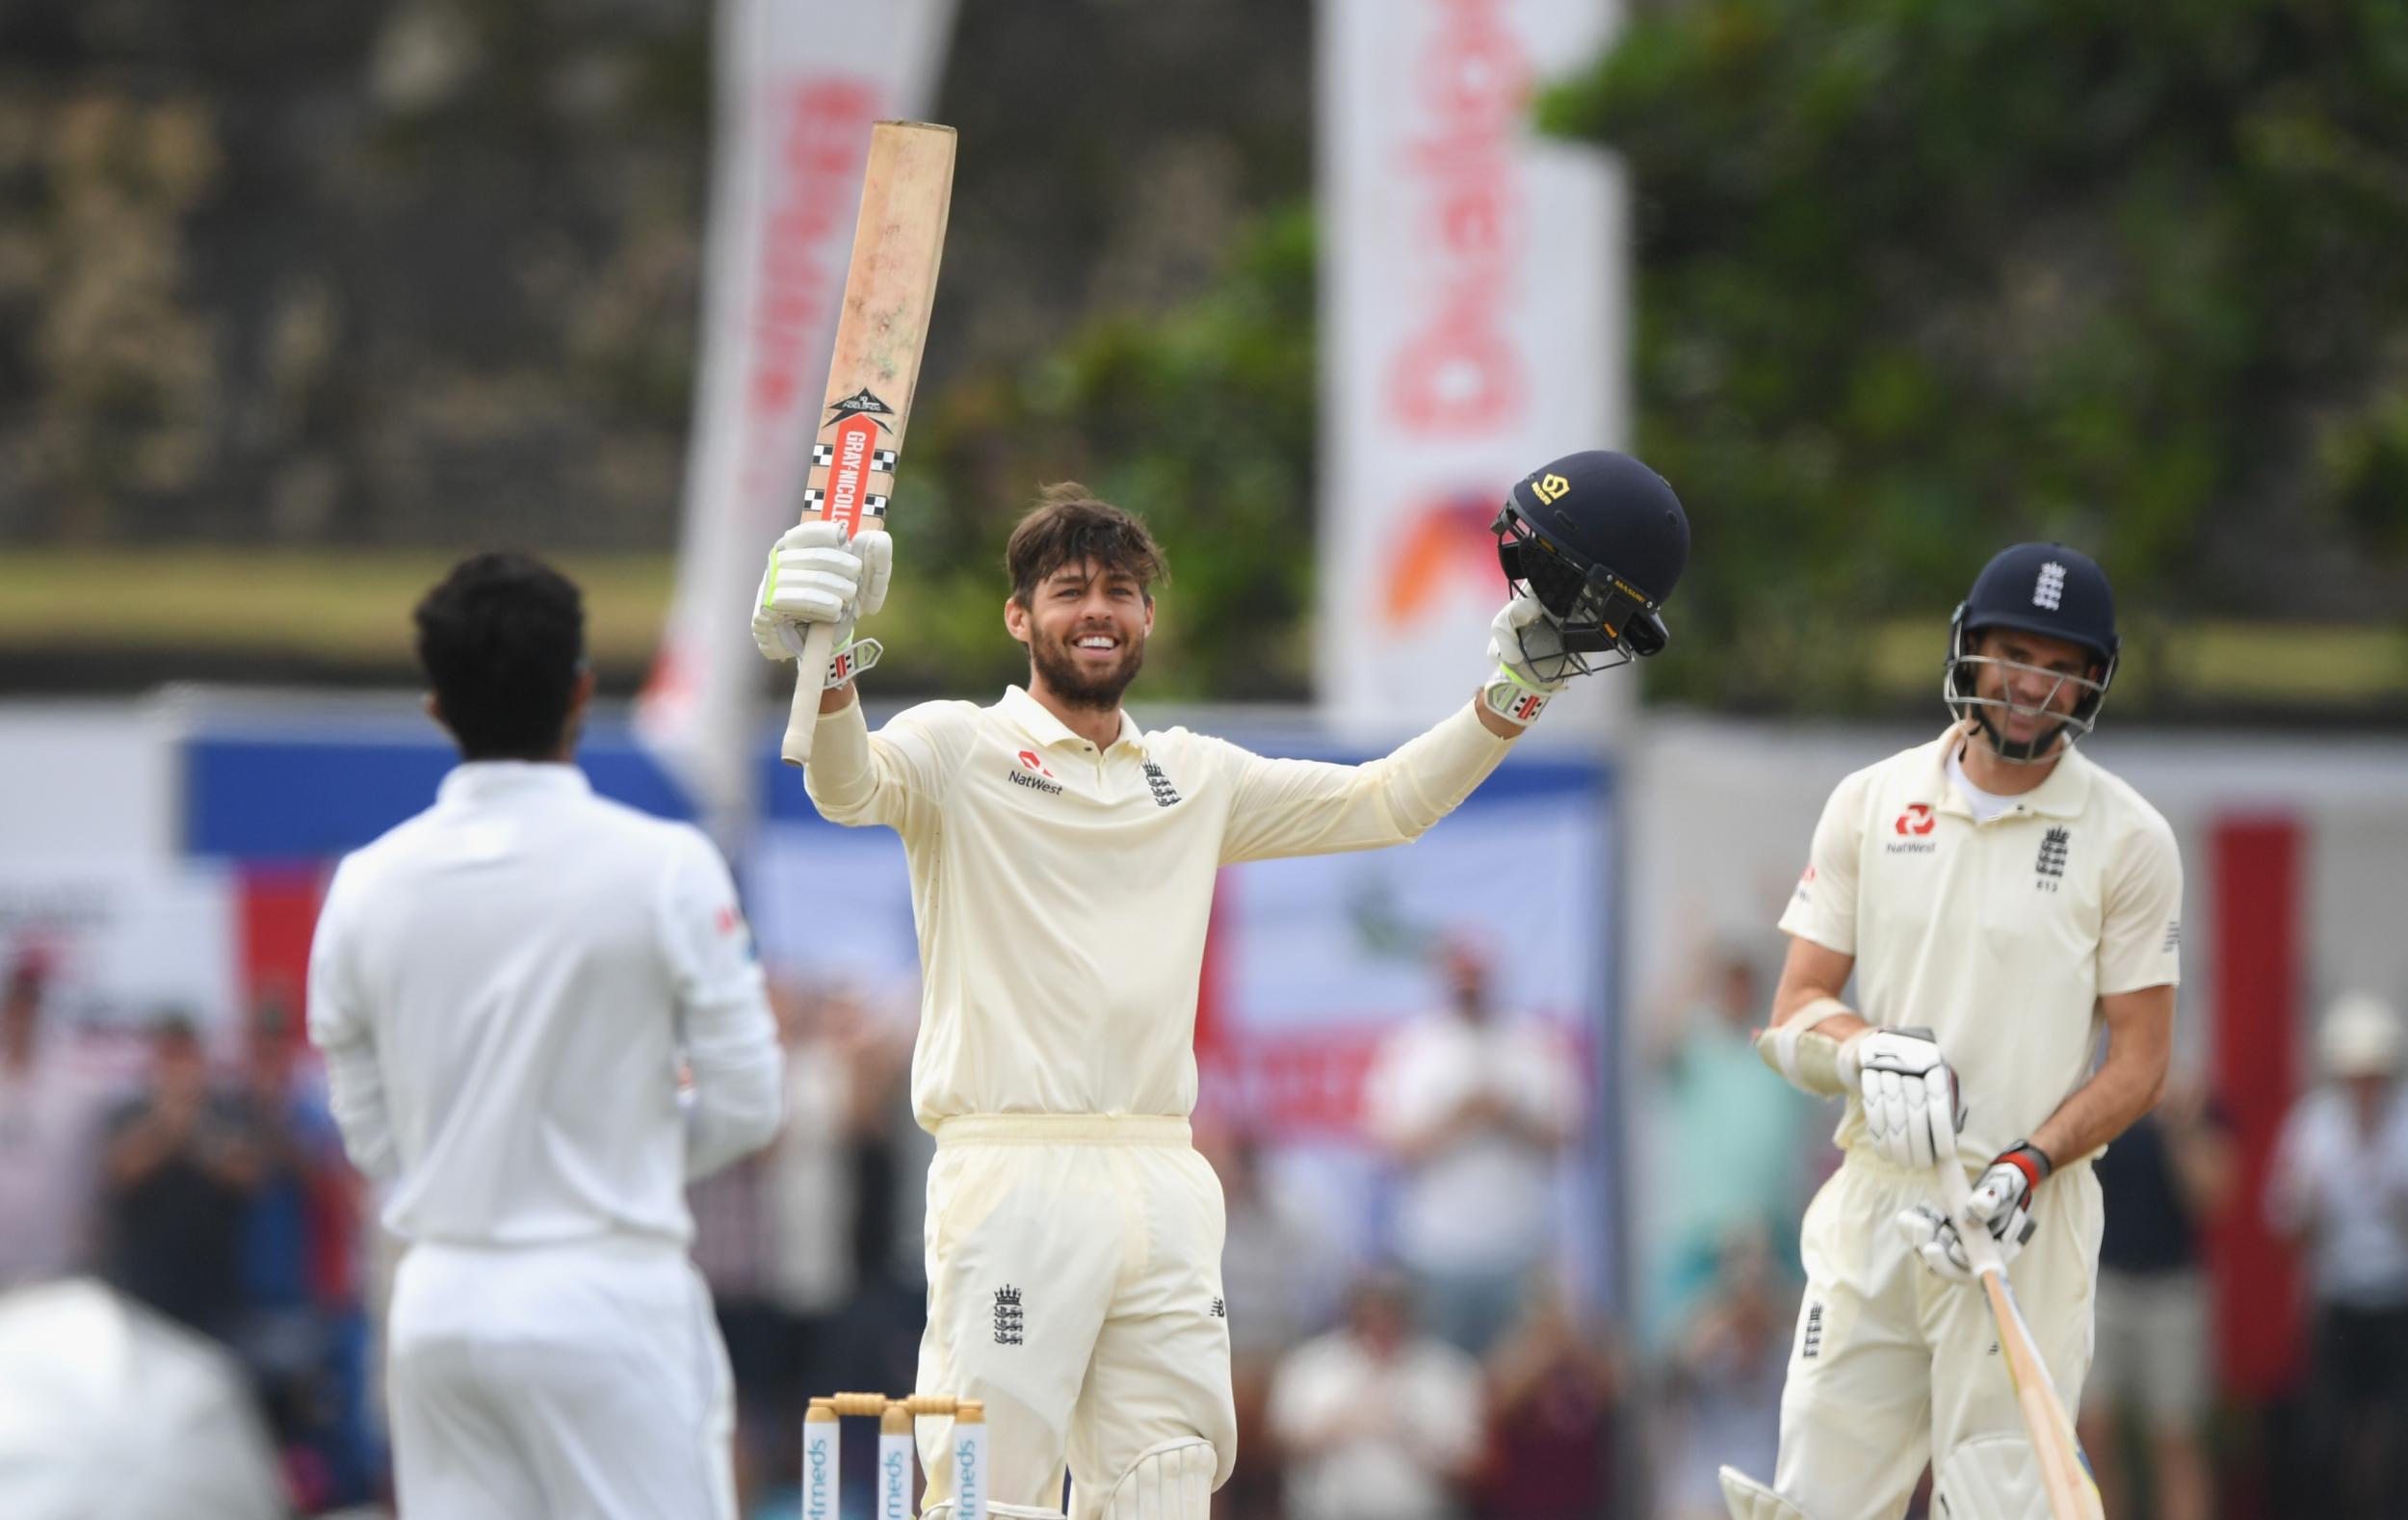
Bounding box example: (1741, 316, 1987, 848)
(779, 120, 956, 768)
(1937, 1159, 2106, 1520)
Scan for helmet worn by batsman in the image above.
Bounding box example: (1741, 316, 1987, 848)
(1491, 449, 1689, 681)
(1944, 541, 2120, 764)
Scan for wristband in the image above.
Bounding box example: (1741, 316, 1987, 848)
(1997, 1140, 2055, 1190)
(1479, 665, 1553, 727)
(825, 636, 882, 690)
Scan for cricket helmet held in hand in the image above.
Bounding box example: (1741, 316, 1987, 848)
(1944, 542, 2121, 761)
(1491, 450, 1689, 674)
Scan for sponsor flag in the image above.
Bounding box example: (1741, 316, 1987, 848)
(1315, 0, 1628, 730)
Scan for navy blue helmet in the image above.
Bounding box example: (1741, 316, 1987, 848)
(1945, 542, 2120, 761)
(1491, 450, 1688, 675)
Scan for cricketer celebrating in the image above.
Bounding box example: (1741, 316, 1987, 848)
(751, 454, 1688, 1520)
(1725, 544, 2185, 1520)
(309, 554, 784, 1519)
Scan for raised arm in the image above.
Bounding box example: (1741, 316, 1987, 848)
(1217, 702, 1514, 865)
(800, 693, 965, 835)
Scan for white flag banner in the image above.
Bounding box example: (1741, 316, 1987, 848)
(1315, 0, 1627, 732)
(638, 0, 956, 836)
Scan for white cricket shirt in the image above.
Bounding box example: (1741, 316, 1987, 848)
(1779, 727, 2184, 1163)
(806, 687, 1514, 1127)
(308, 763, 781, 1247)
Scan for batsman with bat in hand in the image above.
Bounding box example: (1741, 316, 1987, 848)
(751, 451, 1688, 1520)
(1728, 543, 2185, 1520)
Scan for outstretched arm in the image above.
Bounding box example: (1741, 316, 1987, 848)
(1217, 701, 1515, 865)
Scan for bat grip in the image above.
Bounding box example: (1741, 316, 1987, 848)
(779, 620, 841, 768)
(1935, 1153, 2008, 1278)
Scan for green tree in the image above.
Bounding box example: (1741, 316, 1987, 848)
(878, 207, 1318, 701)
(1541, 1, 2408, 711)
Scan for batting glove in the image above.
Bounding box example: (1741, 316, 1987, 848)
(752, 521, 892, 663)
(1895, 1200, 2027, 1283)
(1848, 1026, 1964, 1171)
(1481, 595, 1572, 727)
(1965, 1140, 2052, 1250)
(1488, 595, 1574, 694)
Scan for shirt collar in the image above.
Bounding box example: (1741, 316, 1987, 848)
(437, 760, 593, 804)
(997, 685, 1146, 757)
(1928, 724, 2093, 821)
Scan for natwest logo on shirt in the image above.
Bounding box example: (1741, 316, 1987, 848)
(1015, 749, 1055, 779)
(1895, 803, 1936, 836)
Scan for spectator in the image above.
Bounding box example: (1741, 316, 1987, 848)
(234, 986, 380, 1509)
(1471, 1271, 1619, 1520)
(2078, 1075, 2233, 1520)
(2266, 991, 2408, 1520)
(1656, 1228, 1791, 1520)
(1647, 942, 1816, 1340)
(95, 1013, 262, 1340)
(0, 954, 108, 1288)
(1268, 1270, 1485, 1520)
(1364, 938, 1579, 1356)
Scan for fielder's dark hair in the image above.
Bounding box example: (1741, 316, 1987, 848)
(1005, 484, 1169, 607)
(414, 552, 587, 760)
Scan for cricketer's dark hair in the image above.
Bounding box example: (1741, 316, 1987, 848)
(414, 552, 588, 760)
(1004, 484, 1169, 607)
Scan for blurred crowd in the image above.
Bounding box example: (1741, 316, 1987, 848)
(0, 956, 381, 1510)
(7, 933, 2408, 1520)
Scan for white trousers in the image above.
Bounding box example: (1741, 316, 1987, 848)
(914, 1115, 1237, 1519)
(387, 1238, 736, 1520)
(1773, 1152, 2103, 1520)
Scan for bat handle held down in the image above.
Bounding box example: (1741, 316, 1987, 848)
(1935, 1155, 2008, 1278)
(780, 621, 841, 768)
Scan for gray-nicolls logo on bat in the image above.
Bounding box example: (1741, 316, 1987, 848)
(825, 387, 898, 431)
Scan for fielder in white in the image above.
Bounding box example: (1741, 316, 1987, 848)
(752, 455, 1690, 1520)
(1728, 542, 2185, 1520)
(309, 553, 784, 1520)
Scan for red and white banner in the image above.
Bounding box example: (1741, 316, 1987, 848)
(1315, 0, 1627, 729)
(638, 0, 956, 837)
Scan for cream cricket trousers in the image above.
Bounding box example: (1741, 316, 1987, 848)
(1773, 1151, 2103, 1520)
(386, 1237, 737, 1520)
(914, 1115, 1237, 1520)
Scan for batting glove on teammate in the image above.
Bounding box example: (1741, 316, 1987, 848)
(1481, 594, 1572, 727)
(1848, 1026, 1965, 1171)
(752, 521, 892, 683)
(1965, 1141, 2051, 1249)
(1896, 1143, 2050, 1283)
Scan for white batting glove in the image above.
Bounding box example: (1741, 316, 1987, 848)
(1965, 1141, 2050, 1248)
(1488, 595, 1573, 694)
(1847, 1026, 1964, 1171)
(1895, 1200, 2028, 1282)
(752, 521, 892, 663)
(1480, 595, 1571, 727)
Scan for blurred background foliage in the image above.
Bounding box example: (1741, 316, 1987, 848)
(2, 0, 2403, 716)
(1540, 0, 2408, 716)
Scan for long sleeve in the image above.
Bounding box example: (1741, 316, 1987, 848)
(1217, 701, 1513, 865)
(658, 828, 784, 1180)
(801, 696, 973, 837)
(305, 861, 401, 1183)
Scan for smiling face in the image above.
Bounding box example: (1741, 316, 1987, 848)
(1968, 626, 2101, 756)
(1007, 557, 1154, 712)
